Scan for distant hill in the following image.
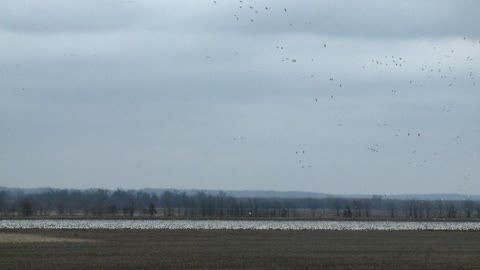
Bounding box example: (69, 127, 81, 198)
(0, 186, 51, 194)
(2, 186, 479, 201)
(141, 189, 329, 199)
(141, 189, 480, 201)
(384, 193, 480, 201)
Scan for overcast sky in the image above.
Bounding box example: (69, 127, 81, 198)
(1, 0, 479, 194)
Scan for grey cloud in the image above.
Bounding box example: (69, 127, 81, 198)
(1, 0, 479, 38)
(145, 0, 480, 38)
(0, 0, 146, 33)
(0, 0, 479, 193)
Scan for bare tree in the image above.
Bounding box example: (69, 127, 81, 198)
(0, 191, 6, 214)
(148, 202, 157, 217)
(307, 198, 317, 217)
(332, 199, 342, 217)
(435, 200, 444, 218)
(364, 199, 371, 218)
(475, 202, 480, 218)
(107, 205, 117, 216)
(387, 200, 396, 218)
(424, 201, 432, 218)
(446, 202, 456, 218)
(463, 200, 474, 218)
(353, 200, 361, 218)
(20, 198, 33, 216)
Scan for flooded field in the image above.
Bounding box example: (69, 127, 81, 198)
(1, 219, 480, 230)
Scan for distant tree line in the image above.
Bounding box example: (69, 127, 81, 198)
(0, 189, 479, 219)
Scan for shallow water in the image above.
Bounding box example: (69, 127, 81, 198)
(1, 220, 480, 231)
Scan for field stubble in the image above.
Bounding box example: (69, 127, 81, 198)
(1, 229, 480, 269)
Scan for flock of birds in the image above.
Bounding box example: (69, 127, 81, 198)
(207, 1, 480, 193)
(3, 1, 477, 196)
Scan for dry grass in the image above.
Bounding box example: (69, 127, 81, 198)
(1, 229, 480, 269)
(0, 232, 97, 243)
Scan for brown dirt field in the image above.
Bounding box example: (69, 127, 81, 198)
(0, 232, 97, 243)
(1, 229, 480, 269)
